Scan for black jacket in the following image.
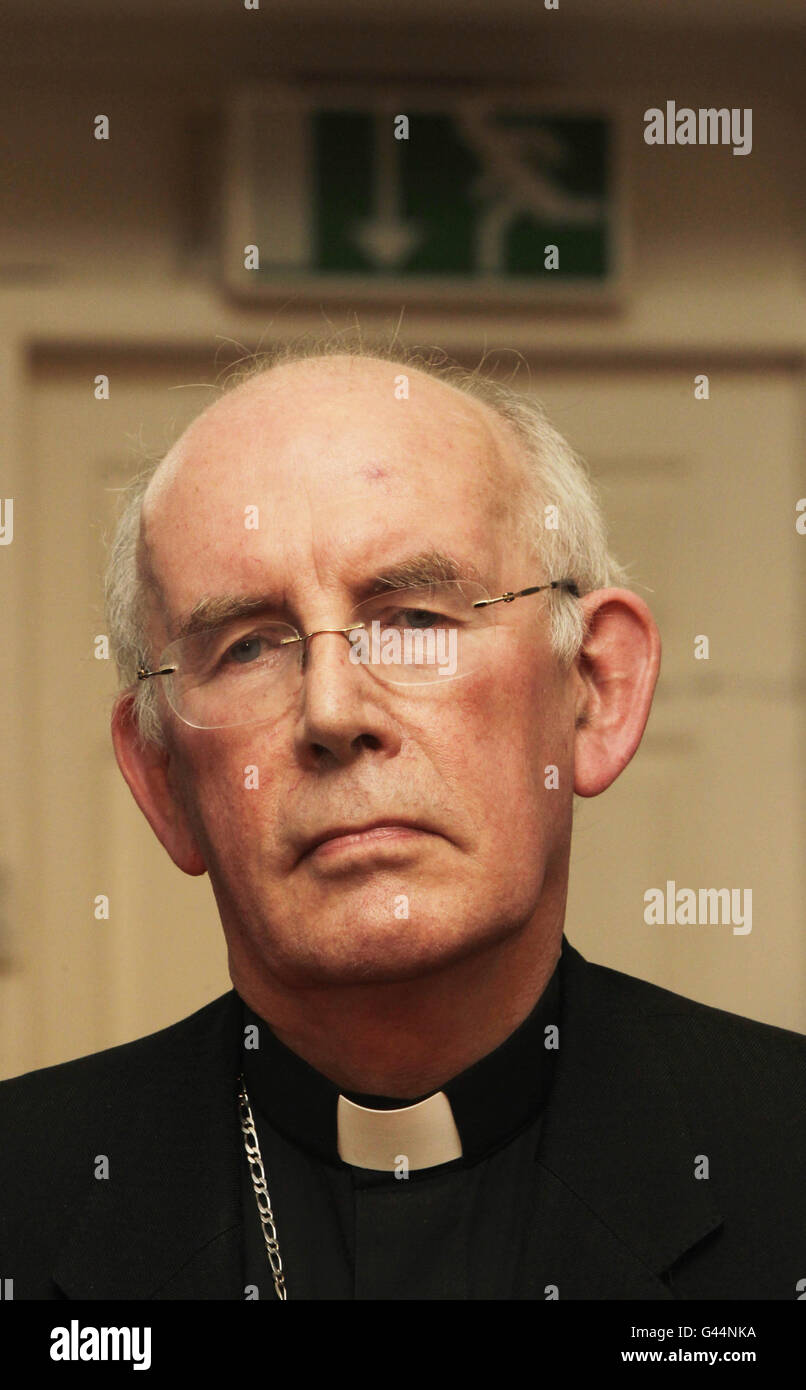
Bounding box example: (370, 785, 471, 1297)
(1, 939, 804, 1300)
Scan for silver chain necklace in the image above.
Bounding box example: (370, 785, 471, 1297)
(238, 1075, 288, 1301)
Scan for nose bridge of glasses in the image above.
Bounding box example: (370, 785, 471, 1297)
(294, 622, 366, 672)
(303, 622, 365, 643)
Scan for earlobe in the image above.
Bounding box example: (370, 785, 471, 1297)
(110, 693, 208, 876)
(572, 589, 661, 798)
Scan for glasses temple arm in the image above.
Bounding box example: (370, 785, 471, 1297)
(472, 580, 580, 609)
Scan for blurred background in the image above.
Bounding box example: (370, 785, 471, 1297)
(1, 0, 805, 1078)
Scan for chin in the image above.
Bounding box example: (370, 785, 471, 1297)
(260, 908, 514, 988)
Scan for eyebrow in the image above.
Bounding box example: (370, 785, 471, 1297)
(170, 550, 489, 642)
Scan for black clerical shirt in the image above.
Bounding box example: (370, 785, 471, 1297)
(239, 949, 562, 1300)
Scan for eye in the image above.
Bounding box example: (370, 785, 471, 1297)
(395, 605, 441, 629)
(220, 627, 287, 669)
(369, 603, 450, 631)
(226, 635, 264, 664)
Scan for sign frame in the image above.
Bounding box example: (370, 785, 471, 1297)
(221, 82, 630, 309)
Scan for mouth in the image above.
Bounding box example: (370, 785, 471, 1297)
(298, 820, 435, 864)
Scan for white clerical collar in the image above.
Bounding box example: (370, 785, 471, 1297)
(239, 954, 562, 1170)
(337, 1091, 463, 1171)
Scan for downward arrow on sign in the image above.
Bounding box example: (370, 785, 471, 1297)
(352, 114, 422, 268)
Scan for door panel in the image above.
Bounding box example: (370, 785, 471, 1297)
(527, 368, 804, 1027)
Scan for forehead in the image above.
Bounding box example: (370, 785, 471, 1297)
(140, 357, 525, 630)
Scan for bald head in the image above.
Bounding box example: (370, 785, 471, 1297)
(138, 353, 531, 664)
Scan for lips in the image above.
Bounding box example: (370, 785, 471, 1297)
(298, 819, 433, 862)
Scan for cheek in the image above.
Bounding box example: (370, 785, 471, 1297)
(417, 666, 547, 809)
(170, 732, 284, 852)
(457, 657, 571, 810)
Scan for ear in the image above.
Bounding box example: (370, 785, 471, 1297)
(572, 588, 661, 798)
(110, 692, 207, 876)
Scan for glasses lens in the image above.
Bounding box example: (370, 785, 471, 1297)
(348, 580, 491, 686)
(161, 619, 301, 729)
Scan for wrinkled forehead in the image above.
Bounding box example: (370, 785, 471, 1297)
(139, 360, 527, 635)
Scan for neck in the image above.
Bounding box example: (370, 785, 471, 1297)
(232, 905, 565, 1099)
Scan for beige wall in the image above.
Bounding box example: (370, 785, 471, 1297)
(1, 8, 804, 1076)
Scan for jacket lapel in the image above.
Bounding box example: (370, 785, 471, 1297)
(520, 941, 724, 1298)
(52, 991, 245, 1300)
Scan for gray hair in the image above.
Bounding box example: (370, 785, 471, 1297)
(104, 331, 630, 749)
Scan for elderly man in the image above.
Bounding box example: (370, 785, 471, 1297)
(1, 342, 804, 1301)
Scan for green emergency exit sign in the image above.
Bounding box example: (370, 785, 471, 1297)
(225, 93, 618, 302)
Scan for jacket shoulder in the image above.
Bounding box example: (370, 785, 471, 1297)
(574, 944, 806, 1047)
(1, 989, 238, 1090)
(0, 990, 240, 1159)
(563, 940, 806, 1113)
(0, 991, 242, 1298)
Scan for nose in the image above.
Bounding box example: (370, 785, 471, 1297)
(294, 624, 398, 765)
